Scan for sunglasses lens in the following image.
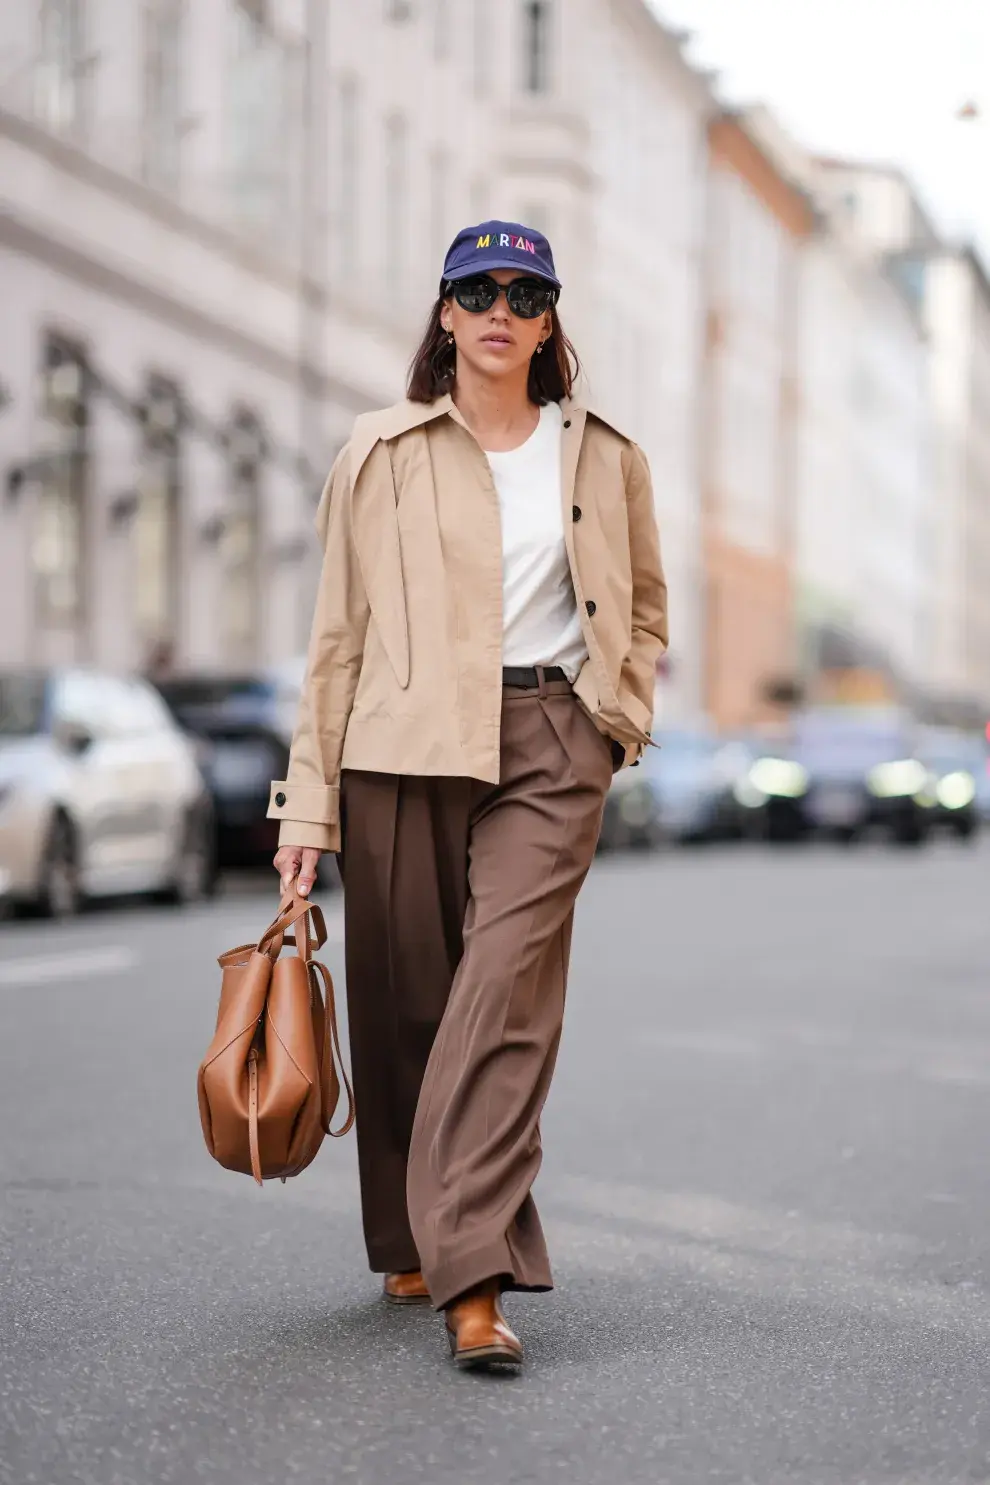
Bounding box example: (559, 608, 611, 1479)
(454, 278, 498, 313)
(506, 280, 554, 318)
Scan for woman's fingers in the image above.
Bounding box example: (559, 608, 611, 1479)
(297, 847, 321, 897)
(273, 845, 301, 892)
(273, 844, 323, 896)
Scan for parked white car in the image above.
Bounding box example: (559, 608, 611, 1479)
(0, 668, 216, 917)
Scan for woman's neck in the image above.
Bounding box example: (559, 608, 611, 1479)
(452, 366, 539, 453)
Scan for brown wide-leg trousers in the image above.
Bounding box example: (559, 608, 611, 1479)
(339, 678, 613, 1311)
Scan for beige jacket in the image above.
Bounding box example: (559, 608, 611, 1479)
(268, 394, 668, 853)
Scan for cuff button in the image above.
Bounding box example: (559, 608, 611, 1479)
(274, 791, 286, 807)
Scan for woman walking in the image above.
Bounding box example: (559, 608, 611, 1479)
(271, 220, 667, 1369)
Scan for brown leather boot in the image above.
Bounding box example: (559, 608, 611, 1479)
(445, 1280, 523, 1369)
(382, 1269, 431, 1306)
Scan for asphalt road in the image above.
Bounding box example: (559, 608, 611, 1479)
(3, 838, 990, 1485)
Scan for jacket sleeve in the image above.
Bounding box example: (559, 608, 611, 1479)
(267, 446, 370, 854)
(618, 441, 668, 746)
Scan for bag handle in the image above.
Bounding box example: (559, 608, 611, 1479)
(266, 881, 354, 1135)
(310, 958, 355, 1138)
(257, 884, 327, 961)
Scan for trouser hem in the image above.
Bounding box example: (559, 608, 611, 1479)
(427, 1237, 554, 1312)
(365, 1241, 422, 1277)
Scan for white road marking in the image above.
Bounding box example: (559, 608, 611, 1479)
(0, 945, 138, 987)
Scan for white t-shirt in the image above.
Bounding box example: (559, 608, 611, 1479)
(484, 400, 589, 682)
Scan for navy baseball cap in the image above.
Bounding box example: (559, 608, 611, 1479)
(441, 220, 561, 290)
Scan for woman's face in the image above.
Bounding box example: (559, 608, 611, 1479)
(440, 269, 552, 383)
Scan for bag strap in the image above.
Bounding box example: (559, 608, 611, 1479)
(247, 1048, 262, 1185)
(309, 958, 355, 1138)
(257, 886, 327, 961)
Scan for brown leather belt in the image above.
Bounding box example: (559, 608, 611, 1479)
(502, 665, 568, 689)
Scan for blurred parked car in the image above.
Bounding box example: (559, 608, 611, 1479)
(978, 736, 990, 824)
(917, 727, 983, 841)
(598, 759, 662, 852)
(647, 729, 750, 844)
(0, 667, 216, 917)
(154, 659, 307, 869)
(598, 728, 756, 851)
(737, 707, 935, 846)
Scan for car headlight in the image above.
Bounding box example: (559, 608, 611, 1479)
(866, 759, 929, 798)
(935, 770, 976, 810)
(745, 757, 809, 799)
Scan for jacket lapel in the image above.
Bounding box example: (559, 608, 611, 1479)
(346, 397, 455, 692)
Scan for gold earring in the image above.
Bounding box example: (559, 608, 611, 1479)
(537, 339, 546, 355)
(447, 332, 454, 346)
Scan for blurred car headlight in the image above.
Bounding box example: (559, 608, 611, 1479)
(935, 770, 976, 810)
(745, 757, 808, 800)
(867, 759, 929, 798)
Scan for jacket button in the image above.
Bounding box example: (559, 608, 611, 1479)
(572, 505, 582, 522)
(274, 791, 286, 807)
(563, 419, 572, 428)
(585, 600, 597, 618)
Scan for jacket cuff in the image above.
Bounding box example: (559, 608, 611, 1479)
(612, 739, 646, 771)
(267, 780, 339, 825)
(618, 690, 654, 743)
(268, 781, 341, 852)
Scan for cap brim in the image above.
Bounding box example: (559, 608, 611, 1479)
(444, 258, 561, 290)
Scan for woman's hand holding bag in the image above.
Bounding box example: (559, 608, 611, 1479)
(273, 844, 323, 897)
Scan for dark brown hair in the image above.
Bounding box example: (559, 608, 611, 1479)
(406, 291, 580, 404)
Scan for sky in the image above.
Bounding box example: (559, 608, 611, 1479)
(649, 0, 990, 259)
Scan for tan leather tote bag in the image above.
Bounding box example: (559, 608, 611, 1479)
(197, 886, 354, 1183)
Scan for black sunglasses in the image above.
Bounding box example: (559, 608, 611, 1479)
(445, 274, 558, 320)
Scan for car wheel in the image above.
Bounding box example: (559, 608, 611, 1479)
(891, 820, 927, 848)
(766, 820, 806, 845)
(38, 813, 83, 919)
(160, 805, 217, 905)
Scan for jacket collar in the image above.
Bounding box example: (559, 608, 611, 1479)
(348, 392, 629, 487)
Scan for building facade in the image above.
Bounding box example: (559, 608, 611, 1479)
(0, 0, 712, 719)
(795, 226, 930, 706)
(0, 0, 353, 676)
(700, 111, 813, 730)
(813, 160, 990, 718)
(923, 248, 990, 712)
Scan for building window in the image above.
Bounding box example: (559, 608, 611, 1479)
(470, 174, 488, 223)
(334, 74, 360, 279)
(35, 0, 86, 135)
(429, 146, 450, 265)
(384, 113, 407, 303)
(33, 335, 89, 630)
(227, 4, 290, 241)
(143, 0, 183, 192)
(135, 376, 182, 657)
(521, 201, 551, 238)
(221, 411, 264, 666)
(473, 0, 489, 96)
(522, 0, 552, 94)
(434, 0, 451, 59)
